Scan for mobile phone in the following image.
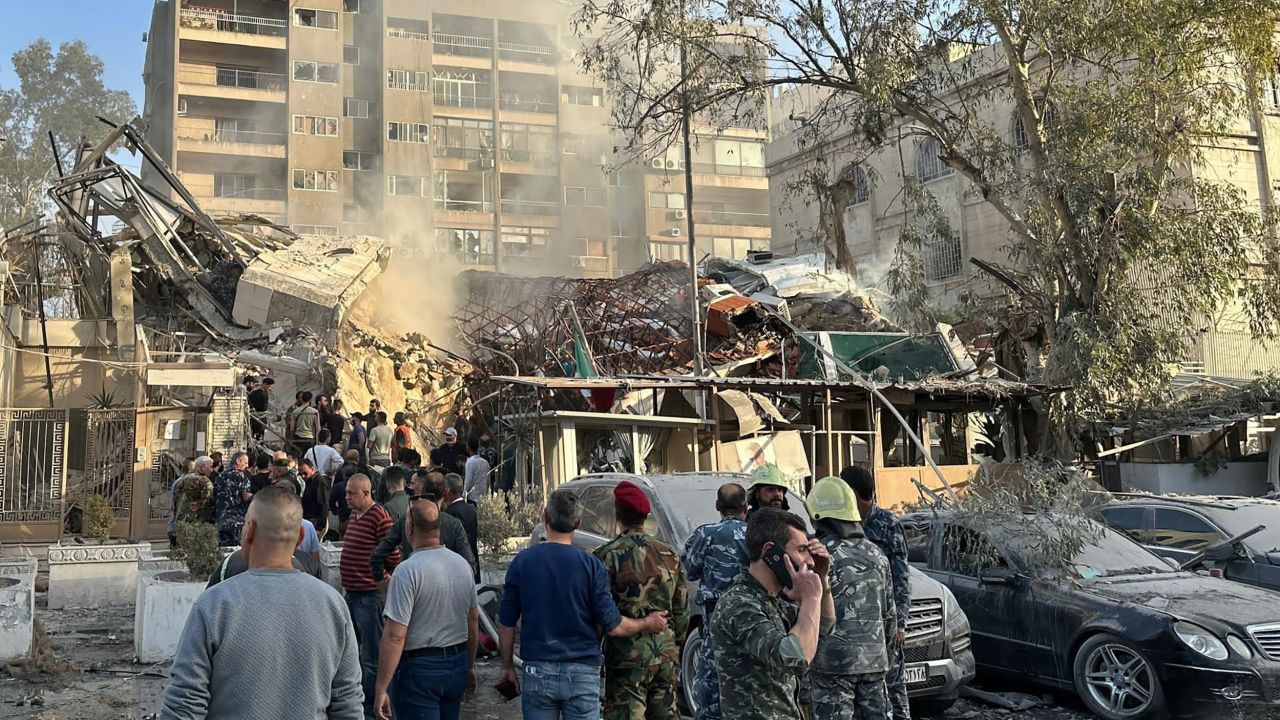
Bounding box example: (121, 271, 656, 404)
(762, 544, 793, 590)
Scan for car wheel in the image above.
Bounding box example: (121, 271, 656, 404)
(911, 696, 957, 717)
(1073, 634, 1168, 720)
(680, 624, 703, 716)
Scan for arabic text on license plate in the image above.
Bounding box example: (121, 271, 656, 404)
(904, 664, 928, 685)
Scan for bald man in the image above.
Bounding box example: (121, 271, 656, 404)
(340, 474, 398, 719)
(374, 501, 479, 720)
(164, 486, 363, 720)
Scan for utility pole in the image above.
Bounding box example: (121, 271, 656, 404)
(679, 1, 705, 376)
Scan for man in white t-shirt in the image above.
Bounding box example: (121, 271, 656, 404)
(367, 412, 394, 468)
(373, 501, 477, 720)
(305, 429, 345, 476)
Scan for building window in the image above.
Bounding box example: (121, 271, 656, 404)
(437, 228, 495, 266)
(500, 123, 555, 163)
(387, 17, 429, 41)
(343, 0, 360, 12)
(433, 69, 491, 108)
(292, 169, 339, 192)
(388, 69, 429, 92)
(649, 241, 687, 263)
(915, 137, 953, 182)
(564, 186, 606, 207)
(294, 61, 339, 84)
(293, 8, 338, 29)
(501, 226, 550, 256)
(850, 165, 871, 206)
(562, 85, 604, 107)
(432, 117, 494, 159)
(214, 173, 258, 198)
(293, 224, 339, 236)
(692, 138, 765, 176)
(292, 115, 339, 137)
(649, 192, 685, 209)
(610, 218, 625, 237)
(344, 98, 369, 118)
(387, 175, 426, 197)
(343, 151, 375, 171)
(387, 121, 430, 143)
(922, 232, 963, 281)
(344, 45, 360, 65)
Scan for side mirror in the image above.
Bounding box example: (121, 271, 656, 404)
(1163, 557, 1181, 571)
(979, 566, 1016, 586)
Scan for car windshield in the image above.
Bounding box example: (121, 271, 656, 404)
(661, 485, 811, 548)
(1211, 504, 1280, 554)
(1072, 524, 1174, 579)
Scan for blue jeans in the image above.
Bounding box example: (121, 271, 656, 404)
(346, 590, 384, 719)
(391, 650, 469, 720)
(521, 661, 602, 720)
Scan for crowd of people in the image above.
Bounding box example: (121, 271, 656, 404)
(161, 376, 914, 720)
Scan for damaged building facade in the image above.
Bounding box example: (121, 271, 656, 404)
(139, 0, 771, 279)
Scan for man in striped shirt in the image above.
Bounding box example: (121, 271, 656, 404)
(340, 475, 398, 719)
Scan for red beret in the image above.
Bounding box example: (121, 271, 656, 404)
(614, 480, 651, 516)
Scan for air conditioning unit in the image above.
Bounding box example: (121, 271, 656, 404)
(663, 227, 681, 237)
(672, 209, 687, 220)
(677, 160, 686, 170)
(177, 98, 188, 116)
(665, 159, 678, 169)
(561, 48, 576, 63)
(649, 158, 665, 169)
(571, 255, 588, 267)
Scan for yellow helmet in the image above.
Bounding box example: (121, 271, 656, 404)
(748, 463, 788, 490)
(806, 476, 862, 523)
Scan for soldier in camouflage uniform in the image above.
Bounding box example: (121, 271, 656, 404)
(713, 507, 835, 720)
(595, 480, 690, 720)
(842, 466, 912, 720)
(681, 483, 750, 720)
(174, 455, 215, 524)
(807, 477, 894, 720)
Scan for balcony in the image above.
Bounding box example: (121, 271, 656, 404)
(498, 40, 555, 65)
(501, 199, 560, 216)
(177, 129, 286, 157)
(178, 66, 287, 102)
(693, 210, 771, 227)
(691, 163, 767, 178)
(179, 8, 287, 48)
(433, 32, 493, 58)
(204, 187, 286, 215)
(433, 146, 488, 160)
(499, 96, 557, 114)
(433, 93, 494, 110)
(433, 198, 495, 212)
(387, 27, 430, 41)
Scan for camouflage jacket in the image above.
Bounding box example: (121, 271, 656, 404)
(594, 529, 690, 668)
(713, 573, 833, 720)
(812, 533, 894, 675)
(174, 472, 213, 524)
(862, 505, 910, 629)
(682, 516, 748, 606)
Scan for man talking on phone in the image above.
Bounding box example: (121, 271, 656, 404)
(713, 507, 835, 720)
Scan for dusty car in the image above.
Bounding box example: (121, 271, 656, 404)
(903, 510, 1280, 720)
(1098, 494, 1280, 591)
(532, 472, 976, 715)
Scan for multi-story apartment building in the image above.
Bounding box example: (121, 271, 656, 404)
(140, 0, 770, 278)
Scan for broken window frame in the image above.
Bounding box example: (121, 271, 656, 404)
(294, 60, 339, 84)
(387, 174, 427, 197)
(343, 0, 360, 12)
(292, 114, 340, 137)
(561, 85, 604, 107)
(436, 227, 496, 266)
(344, 98, 370, 118)
(388, 69, 429, 92)
(294, 8, 338, 30)
(343, 151, 376, 171)
(387, 121, 430, 144)
(292, 168, 340, 192)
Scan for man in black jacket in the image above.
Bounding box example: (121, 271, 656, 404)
(444, 472, 480, 582)
(369, 468, 477, 583)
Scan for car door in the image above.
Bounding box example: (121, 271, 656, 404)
(937, 524, 1055, 679)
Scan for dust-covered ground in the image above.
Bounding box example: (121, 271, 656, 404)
(1, 599, 1276, 720)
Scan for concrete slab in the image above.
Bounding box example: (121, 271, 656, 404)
(0, 558, 37, 661)
(320, 541, 342, 593)
(134, 568, 206, 663)
(233, 234, 388, 330)
(47, 542, 151, 610)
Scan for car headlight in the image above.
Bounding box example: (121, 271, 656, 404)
(943, 586, 970, 639)
(1174, 621, 1229, 660)
(1226, 634, 1253, 659)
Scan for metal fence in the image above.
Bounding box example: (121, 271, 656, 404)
(0, 409, 67, 525)
(180, 8, 288, 37)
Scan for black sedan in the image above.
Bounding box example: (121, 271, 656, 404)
(904, 511, 1280, 720)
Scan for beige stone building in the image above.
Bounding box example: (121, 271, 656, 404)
(766, 64, 1280, 380)
(140, 0, 770, 278)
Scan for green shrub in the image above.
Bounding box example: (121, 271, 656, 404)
(82, 495, 114, 542)
(175, 522, 221, 580)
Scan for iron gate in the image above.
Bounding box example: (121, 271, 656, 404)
(84, 409, 137, 520)
(0, 409, 68, 531)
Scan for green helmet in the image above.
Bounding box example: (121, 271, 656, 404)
(806, 476, 862, 523)
(748, 463, 788, 491)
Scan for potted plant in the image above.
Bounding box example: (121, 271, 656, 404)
(475, 490, 543, 586)
(134, 522, 218, 663)
(47, 495, 152, 610)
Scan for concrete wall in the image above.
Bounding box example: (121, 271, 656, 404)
(1118, 462, 1269, 497)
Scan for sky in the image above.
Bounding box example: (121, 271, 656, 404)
(0, 1, 153, 111)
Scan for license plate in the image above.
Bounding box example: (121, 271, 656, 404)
(904, 664, 929, 685)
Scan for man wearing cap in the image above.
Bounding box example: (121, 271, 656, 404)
(747, 463, 790, 514)
(842, 465, 912, 720)
(432, 427, 465, 475)
(593, 481, 690, 720)
(682, 483, 749, 720)
(807, 477, 895, 720)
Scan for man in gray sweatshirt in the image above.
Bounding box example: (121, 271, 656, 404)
(162, 485, 364, 720)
